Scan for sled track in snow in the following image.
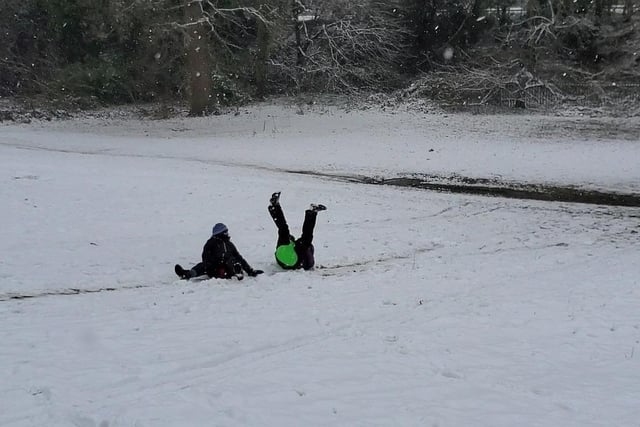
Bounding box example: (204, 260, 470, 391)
(0, 284, 150, 301)
(316, 244, 444, 276)
(0, 253, 436, 301)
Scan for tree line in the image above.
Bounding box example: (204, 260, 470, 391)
(1, 0, 637, 115)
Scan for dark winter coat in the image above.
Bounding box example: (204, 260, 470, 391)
(202, 234, 254, 278)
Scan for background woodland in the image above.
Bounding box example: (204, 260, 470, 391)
(1, 0, 638, 115)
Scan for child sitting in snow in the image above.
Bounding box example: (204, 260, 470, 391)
(175, 223, 263, 280)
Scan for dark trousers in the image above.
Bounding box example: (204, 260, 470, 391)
(188, 262, 206, 278)
(269, 204, 317, 262)
(189, 259, 237, 278)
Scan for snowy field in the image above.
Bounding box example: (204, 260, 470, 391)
(1, 103, 639, 426)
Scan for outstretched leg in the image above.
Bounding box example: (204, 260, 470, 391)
(268, 192, 292, 246)
(298, 204, 327, 249)
(297, 204, 327, 249)
(295, 205, 325, 270)
(191, 262, 206, 277)
(297, 204, 326, 250)
(175, 262, 205, 279)
(298, 210, 317, 249)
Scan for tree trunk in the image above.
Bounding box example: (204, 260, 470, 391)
(293, 0, 303, 66)
(594, 0, 603, 21)
(185, 0, 211, 116)
(526, 0, 540, 17)
(623, 0, 633, 19)
(255, 18, 270, 98)
(557, 0, 574, 17)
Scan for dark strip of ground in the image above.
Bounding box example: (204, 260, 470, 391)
(288, 170, 640, 208)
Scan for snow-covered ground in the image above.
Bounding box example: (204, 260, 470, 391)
(1, 103, 639, 426)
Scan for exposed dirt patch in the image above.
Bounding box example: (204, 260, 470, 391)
(288, 169, 640, 208)
(531, 117, 640, 140)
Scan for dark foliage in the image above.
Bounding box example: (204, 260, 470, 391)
(1, 0, 638, 108)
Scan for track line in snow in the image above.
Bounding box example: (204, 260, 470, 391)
(0, 284, 151, 302)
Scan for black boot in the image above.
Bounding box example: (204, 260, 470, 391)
(309, 203, 326, 212)
(175, 264, 191, 280)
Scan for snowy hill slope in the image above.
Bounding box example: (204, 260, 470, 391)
(1, 105, 639, 426)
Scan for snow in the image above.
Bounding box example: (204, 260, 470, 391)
(1, 103, 639, 426)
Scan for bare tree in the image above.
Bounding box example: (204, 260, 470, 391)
(255, 16, 271, 97)
(179, 0, 271, 113)
(594, 0, 603, 21)
(268, 0, 411, 92)
(293, 0, 305, 66)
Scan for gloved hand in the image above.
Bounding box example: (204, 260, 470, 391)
(248, 269, 264, 277)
